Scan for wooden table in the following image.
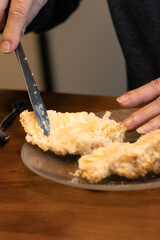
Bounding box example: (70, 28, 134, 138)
(0, 89, 160, 240)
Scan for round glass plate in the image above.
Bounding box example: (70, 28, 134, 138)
(21, 109, 160, 191)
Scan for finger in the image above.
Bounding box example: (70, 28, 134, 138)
(0, 1, 9, 30)
(0, 1, 9, 11)
(123, 96, 160, 131)
(0, 0, 33, 53)
(137, 115, 160, 134)
(117, 78, 160, 107)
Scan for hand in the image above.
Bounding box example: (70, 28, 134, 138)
(0, 0, 47, 53)
(117, 78, 160, 134)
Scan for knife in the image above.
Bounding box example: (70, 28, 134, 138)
(15, 42, 50, 136)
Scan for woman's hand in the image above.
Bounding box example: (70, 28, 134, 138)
(117, 78, 160, 134)
(0, 0, 47, 53)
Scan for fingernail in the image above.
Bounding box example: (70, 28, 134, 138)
(137, 124, 153, 134)
(124, 116, 133, 128)
(117, 94, 129, 104)
(0, 40, 11, 53)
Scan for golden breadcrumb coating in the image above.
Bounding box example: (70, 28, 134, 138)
(77, 130, 160, 183)
(20, 110, 126, 156)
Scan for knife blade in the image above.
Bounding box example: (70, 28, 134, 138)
(15, 42, 50, 136)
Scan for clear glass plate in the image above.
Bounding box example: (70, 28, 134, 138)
(21, 109, 160, 191)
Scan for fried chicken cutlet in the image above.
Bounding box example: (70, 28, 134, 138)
(76, 130, 160, 183)
(20, 110, 126, 156)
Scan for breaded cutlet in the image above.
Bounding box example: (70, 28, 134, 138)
(77, 130, 160, 183)
(20, 110, 126, 156)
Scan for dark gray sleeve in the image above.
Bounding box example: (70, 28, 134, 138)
(26, 0, 81, 33)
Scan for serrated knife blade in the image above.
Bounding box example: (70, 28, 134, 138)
(15, 42, 50, 136)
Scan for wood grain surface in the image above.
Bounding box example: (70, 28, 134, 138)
(0, 90, 160, 240)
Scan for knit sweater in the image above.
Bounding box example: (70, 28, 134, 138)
(108, 0, 160, 89)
